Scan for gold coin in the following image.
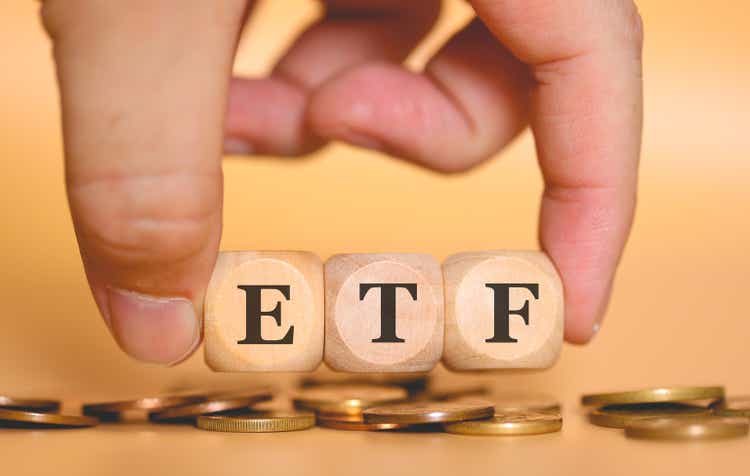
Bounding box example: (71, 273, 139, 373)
(293, 384, 408, 415)
(589, 403, 712, 429)
(150, 392, 272, 422)
(444, 411, 562, 436)
(486, 393, 561, 413)
(0, 408, 98, 428)
(581, 386, 724, 406)
(196, 411, 315, 433)
(83, 394, 207, 420)
(711, 396, 750, 417)
(625, 416, 749, 441)
(0, 395, 60, 413)
(317, 413, 407, 431)
(363, 400, 494, 425)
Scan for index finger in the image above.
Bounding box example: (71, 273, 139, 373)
(470, 0, 644, 343)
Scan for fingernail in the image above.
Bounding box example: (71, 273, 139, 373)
(106, 288, 200, 365)
(591, 322, 601, 336)
(223, 137, 254, 155)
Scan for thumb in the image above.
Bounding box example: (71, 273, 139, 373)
(42, 0, 246, 364)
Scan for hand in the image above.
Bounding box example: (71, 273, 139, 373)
(42, 0, 643, 364)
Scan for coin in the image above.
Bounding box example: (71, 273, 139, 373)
(300, 373, 428, 387)
(150, 392, 272, 422)
(711, 396, 750, 417)
(293, 384, 408, 415)
(444, 411, 562, 436)
(83, 395, 207, 420)
(0, 395, 60, 413)
(581, 386, 724, 406)
(316, 412, 408, 431)
(0, 408, 98, 428)
(485, 393, 561, 413)
(422, 384, 490, 402)
(588, 403, 712, 429)
(363, 400, 494, 425)
(196, 411, 315, 433)
(625, 416, 749, 441)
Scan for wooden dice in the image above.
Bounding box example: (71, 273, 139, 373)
(324, 254, 444, 373)
(442, 251, 564, 370)
(203, 250, 564, 372)
(204, 251, 324, 372)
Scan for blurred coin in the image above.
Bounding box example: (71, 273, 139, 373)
(299, 373, 429, 395)
(150, 392, 272, 422)
(363, 400, 494, 425)
(422, 384, 490, 402)
(581, 386, 724, 406)
(444, 411, 562, 436)
(316, 412, 407, 431)
(588, 403, 711, 429)
(0, 408, 98, 428)
(0, 395, 60, 413)
(711, 396, 750, 417)
(486, 393, 561, 413)
(293, 384, 408, 415)
(196, 411, 315, 433)
(625, 416, 749, 441)
(83, 394, 207, 420)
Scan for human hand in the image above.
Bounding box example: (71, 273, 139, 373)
(41, 0, 642, 364)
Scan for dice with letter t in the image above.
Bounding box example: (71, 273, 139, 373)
(324, 253, 444, 373)
(442, 251, 564, 370)
(204, 251, 324, 372)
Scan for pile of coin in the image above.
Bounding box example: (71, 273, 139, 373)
(582, 386, 750, 441)
(289, 375, 562, 436)
(0, 374, 563, 435)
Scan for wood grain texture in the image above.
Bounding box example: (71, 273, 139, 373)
(204, 251, 323, 372)
(442, 251, 563, 370)
(324, 253, 444, 373)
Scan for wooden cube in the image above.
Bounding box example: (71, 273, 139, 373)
(204, 251, 323, 372)
(324, 253, 444, 373)
(442, 251, 563, 370)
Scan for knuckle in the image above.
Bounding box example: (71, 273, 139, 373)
(68, 171, 221, 266)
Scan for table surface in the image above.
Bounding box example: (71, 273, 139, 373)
(2, 1, 749, 474)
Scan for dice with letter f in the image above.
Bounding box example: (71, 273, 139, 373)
(442, 251, 564, 370)
(324, 253, 444, 373)
(204, 251, 324, 372)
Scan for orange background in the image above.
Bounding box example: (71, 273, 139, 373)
(1, 1, 749, 474)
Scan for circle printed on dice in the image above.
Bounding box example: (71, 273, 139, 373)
(334, 261, 439, 366)
(455, 256, 559, 361)
(213, 258, 314, 365)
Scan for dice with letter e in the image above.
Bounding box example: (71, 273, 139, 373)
(324, 253, 444, 373)
(442, 251, 563, 370)
(204, 251, 324, 372)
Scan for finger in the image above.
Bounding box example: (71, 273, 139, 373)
(224, 0, 440, 156)
(307, 19, 532, 172)
(470, 0, 644, 343)
(41, 0, 247, 364)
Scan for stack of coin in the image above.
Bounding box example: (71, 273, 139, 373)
(293, 384, 410, 431)
(0, 395, 97, 429)
(80, 389, 317, 433)
(292, 376, 565, 436)
(582, 386, 750, 440)
(149, 390, 273, 423)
